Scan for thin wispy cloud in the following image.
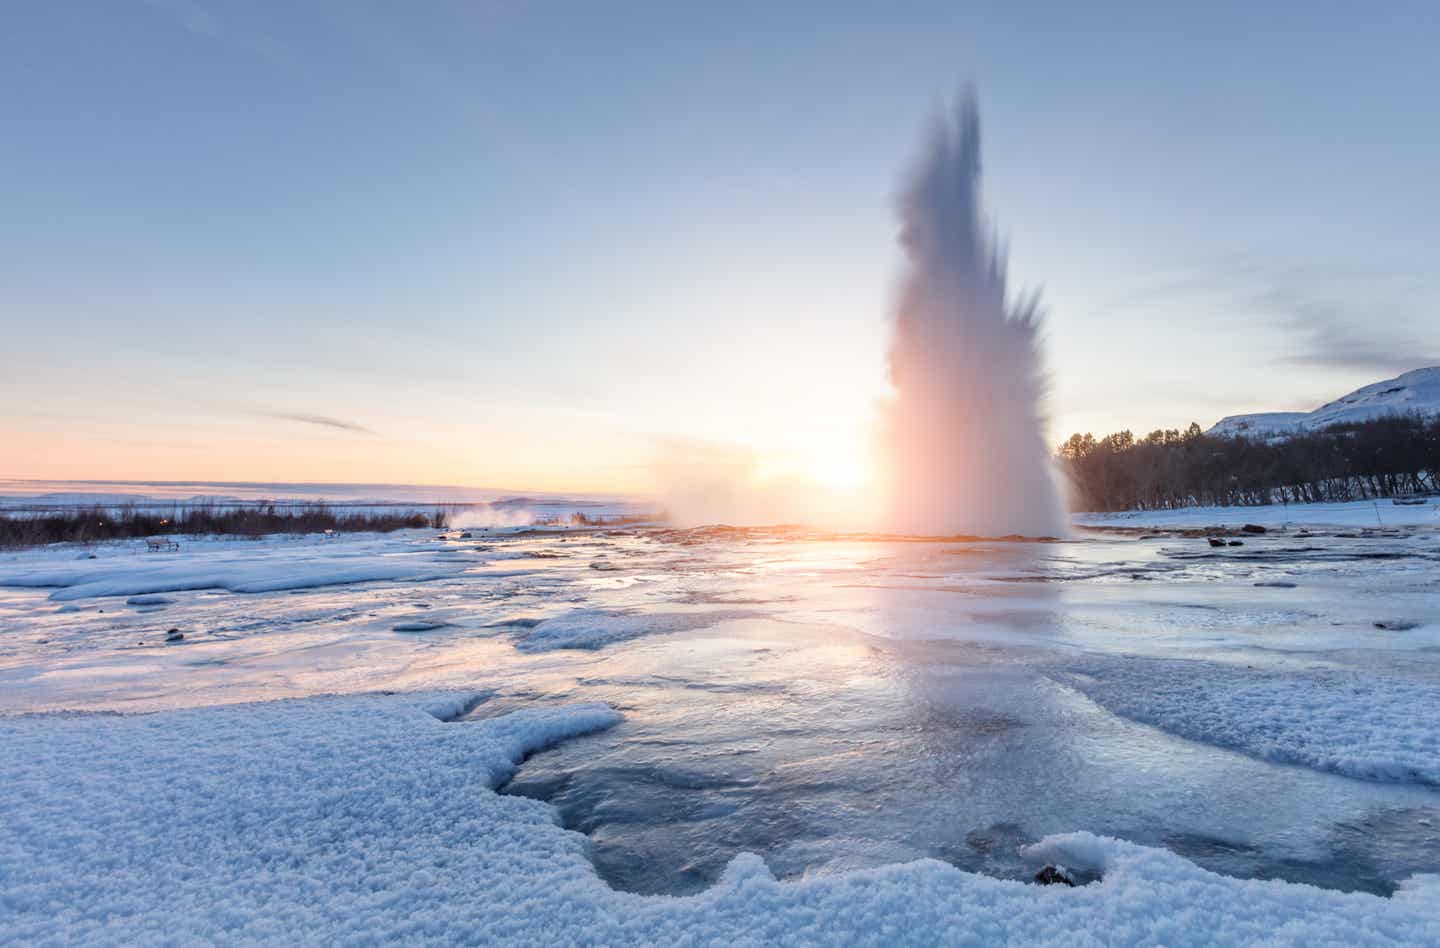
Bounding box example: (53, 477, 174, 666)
(247, 410, 379, 437)
(1253, 286, 1439, 375)
(1103, 260, 1439, 377)
(1276, 322, 1438, 375)
(142, 0, 291, 64)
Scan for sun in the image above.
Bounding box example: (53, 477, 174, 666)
(806, 451, 873, 490)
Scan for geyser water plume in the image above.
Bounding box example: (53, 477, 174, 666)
(882, 92, 1065, 537)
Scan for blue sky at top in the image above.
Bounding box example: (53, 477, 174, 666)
(3, 1, 1437, 489)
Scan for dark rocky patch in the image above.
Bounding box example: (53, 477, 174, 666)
(1034, 864, 1076, 886)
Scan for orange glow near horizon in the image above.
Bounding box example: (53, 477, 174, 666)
(1, 402, 887, 503)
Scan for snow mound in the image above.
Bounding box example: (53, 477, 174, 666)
(1210, 366, 1440, 440)
(1056, 657, 1440, 785)
(3, 693, 1438, 944)
(514, 608, 758, 652)
(0, 552, 466, 601)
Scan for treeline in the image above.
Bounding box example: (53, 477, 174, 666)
(0, 504, 449, 548)
(1058, 415, 1440, 512)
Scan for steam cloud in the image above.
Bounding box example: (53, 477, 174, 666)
(882, 92, 1065, 537)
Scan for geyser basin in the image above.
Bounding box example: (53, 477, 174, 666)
(4, 523, 1438, 905)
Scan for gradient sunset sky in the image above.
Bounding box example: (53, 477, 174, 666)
(5, 1, 1438, 493)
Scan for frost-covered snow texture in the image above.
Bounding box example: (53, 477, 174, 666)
(1209, 366, 1440, 440)
(4, 693, 1440, 945)
(1056, 657, 1440, 785)
(1076, 498, 1438, 529)
(0, 542, 468, 600)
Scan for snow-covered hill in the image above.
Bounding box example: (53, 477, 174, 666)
(1208, 366, 1440, 439)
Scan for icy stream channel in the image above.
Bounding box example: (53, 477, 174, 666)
(488, 616, 1440, 895)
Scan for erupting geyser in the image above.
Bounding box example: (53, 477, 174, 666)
(882, 92, 1065, 537)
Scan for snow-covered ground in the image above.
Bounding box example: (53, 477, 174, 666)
(3, 510, 1439, 943)
(0, 536, 471, 600)
(5, 693, 1438, 944)
(1077, 497, 1439, 530)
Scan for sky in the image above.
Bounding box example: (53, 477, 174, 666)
(3, 1, 1438, 494)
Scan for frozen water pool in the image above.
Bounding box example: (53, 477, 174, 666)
(2, 516, 1439, 902)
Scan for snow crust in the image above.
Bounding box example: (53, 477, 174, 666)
(1057, 657, 1440, 785)
(0, 543, 467, 601)
(4, 693, 1438, 945)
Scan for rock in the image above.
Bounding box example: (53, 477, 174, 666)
(1207, 537, 1226, 548)
(1034, 864, 1075, 887)
(1227, 540, 1244, 546)
(164, 628, 184, 642)
(1254, 581, 1297, 588)
(1374, 620, 1420, 631)
(1241, 524, 1268, 534)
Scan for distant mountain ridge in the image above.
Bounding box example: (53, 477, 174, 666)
(1208, 366, 1440, 440)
